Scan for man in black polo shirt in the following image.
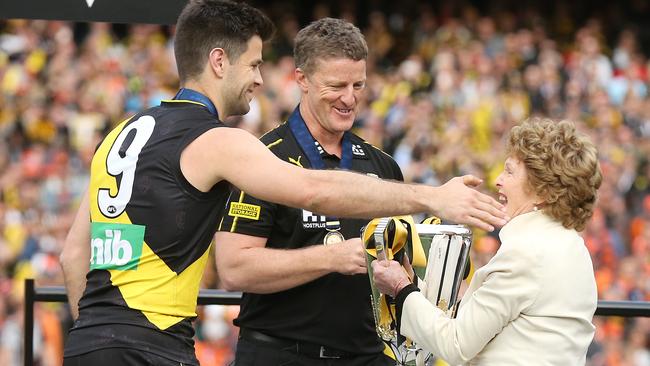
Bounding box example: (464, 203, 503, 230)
(215, 18, 403, 365)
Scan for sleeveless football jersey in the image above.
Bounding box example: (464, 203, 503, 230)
(64, 98, 230, 363)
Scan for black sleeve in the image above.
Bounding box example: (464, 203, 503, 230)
(218, 186, 278, 238)
(395, 283, 420, 334)
(219, 130, 289, 237)
(391, 158, 404, 182)
(367, 142, 404, 182)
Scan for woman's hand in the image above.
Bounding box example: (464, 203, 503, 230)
(372, 259, 411, 297)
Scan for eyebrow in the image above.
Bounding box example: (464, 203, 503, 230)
(326, 81, 347, 87)
(323, 78, 366, 86)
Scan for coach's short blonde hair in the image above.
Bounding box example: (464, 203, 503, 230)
(294, 17, 367, 75)
(506, 118, 602, 231)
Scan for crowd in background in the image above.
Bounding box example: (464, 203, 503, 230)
(1, 1, 650, 365)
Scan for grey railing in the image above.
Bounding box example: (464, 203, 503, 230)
(24, 278, 650, 366)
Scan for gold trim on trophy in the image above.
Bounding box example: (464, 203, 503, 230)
(437, 299, 448, 311)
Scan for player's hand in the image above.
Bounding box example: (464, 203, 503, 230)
(432, 175, 508, 232)
(371, 260, 411, 297)
(329, 238, 367, 275)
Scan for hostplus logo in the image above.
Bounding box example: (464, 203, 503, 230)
(302, 210, 326, 229)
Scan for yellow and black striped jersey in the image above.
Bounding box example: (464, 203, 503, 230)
(64, 99, 230, 364)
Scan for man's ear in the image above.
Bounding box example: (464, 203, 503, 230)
(295, 68, 309, 92)
(208, 48, 228, 78)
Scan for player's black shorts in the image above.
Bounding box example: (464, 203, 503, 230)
(63, 348, 187, 366)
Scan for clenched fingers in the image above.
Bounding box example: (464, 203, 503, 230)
(335, 238, 367, 275)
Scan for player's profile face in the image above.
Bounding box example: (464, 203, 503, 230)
(223, 35, 264, 116)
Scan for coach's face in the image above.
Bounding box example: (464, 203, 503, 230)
(222, 36, 264, 117)
(297, 57, 366, 135)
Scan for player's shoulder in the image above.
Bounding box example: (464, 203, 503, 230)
(349, 133, 395, 163)
(349, 132, 403, 180)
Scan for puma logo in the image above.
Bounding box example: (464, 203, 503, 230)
(288, 156, 303, 168)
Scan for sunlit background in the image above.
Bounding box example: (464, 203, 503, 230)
(1, 0, 649, 364)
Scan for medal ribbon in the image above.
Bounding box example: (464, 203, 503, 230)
(173, 88, 219, 118)
(288, 106, 352, 235)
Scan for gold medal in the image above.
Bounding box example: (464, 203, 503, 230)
(324, 230, 344, 245)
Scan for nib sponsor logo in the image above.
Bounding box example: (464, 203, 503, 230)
(90, 223, 145, 270)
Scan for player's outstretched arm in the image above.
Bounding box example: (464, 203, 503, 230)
(182, 128, 507, 231)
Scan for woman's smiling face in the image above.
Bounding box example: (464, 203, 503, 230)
(495, 157, 541, 218)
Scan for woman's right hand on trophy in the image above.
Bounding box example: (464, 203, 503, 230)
(372, 259, 411, 298)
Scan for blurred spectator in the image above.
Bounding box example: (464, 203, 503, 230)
(1, 1, 650, 364)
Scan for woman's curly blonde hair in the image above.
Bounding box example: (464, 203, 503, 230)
(506, 118, 602, 231)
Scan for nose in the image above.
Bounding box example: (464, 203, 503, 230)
(254, 67, 263, 87)
(340, 85, 355, 106)
(495, 172, 503, 188)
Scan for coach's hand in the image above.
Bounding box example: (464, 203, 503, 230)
(329, 238, 367, 275)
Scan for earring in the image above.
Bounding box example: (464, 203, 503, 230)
(533, 205, 539, 211)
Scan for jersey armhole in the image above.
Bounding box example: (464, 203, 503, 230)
(172, 124, 226, 201)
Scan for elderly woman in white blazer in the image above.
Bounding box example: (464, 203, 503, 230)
(373, 118, 602, 365)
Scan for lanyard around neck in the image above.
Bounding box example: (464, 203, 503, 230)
(287, 106, 353, 233)
(287, 106, 352, 170)
(173, 88, 219, 118)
